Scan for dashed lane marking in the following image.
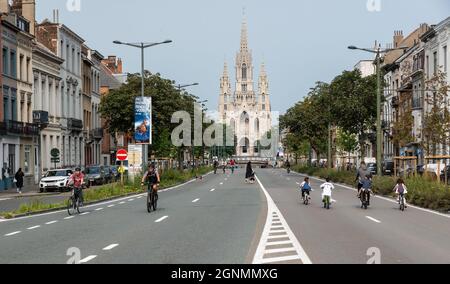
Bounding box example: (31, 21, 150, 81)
(27, 225, 41, 230)
(103, 244, 119, 251)
(366, 216, 381, 224)
(95, 208, 104, 211)
(79, 255, 97, 264)
(5, 231, 21, 237)
(155, 216, 169, 223)
(45, 221, 58, 225)
(192, 199, 200, 203)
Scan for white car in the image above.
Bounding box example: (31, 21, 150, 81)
(39, 169, 73, 192)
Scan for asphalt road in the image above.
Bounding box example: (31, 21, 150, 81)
(0, 168, 449, 264)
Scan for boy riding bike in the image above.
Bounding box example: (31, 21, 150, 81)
(300, 177, 312, 201)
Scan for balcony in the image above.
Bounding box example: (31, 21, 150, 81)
(91, 128, 104, 140)
(68, 118, 83, 132)
(6, 120, 39, 136)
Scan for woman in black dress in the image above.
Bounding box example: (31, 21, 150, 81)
(245, 162, 255, 183)
(15, 168, 24, 194)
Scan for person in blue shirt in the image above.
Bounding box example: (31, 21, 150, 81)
(300, 177, 312, 200)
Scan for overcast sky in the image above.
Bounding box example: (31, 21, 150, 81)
(37, 0, 449, 114)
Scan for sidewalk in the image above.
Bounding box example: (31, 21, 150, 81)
(0, 176, 47, 198)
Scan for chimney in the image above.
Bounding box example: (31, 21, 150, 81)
(393, 30, 404, 48)
(0, 0, 10, 13)
(117, 58, 123, 74)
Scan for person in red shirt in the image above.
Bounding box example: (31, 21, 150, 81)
(230, 159, 236, 174)
(68, 168, 85, 206)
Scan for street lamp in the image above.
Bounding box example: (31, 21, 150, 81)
(113, 39, 172, 168)
(348, 44, 408, 176)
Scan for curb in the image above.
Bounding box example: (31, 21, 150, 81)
(0, 170, 212, 220)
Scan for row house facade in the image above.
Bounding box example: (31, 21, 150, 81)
(36, 20, 85, 169)
(1, 1, 38, 189)
(382, 17, 449, 162)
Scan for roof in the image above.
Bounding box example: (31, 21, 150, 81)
(100, 63, 122, 90)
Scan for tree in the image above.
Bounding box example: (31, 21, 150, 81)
(329, 70, 378, 158)
(422, 69, 450, 156)
(392, 93, 414, 152)
(99, 71, 199, 161)
(336, 130, 358, 169)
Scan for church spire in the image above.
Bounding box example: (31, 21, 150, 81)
(240, 17, 248, 51)
(223, 61, 229, 77)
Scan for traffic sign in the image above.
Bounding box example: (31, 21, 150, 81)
(51, 148, 60, 158)
(117, 149, 128, 161)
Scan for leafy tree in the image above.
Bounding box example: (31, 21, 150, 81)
(336, 130, 358, 169)
(422, 70, 450, 156)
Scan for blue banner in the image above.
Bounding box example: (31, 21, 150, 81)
(134, 97, 152, 145)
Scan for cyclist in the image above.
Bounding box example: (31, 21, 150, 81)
(68, 168, 85, 206)
(300, 177, 312, 201)
(286, 160, 291, 173)
(141, 163, 161, 193)
(360, 174, 373, 206)
(393, 178, 408, 208)
(213, 160, 219, 174)
(356, 162, 370, 198)
(320, 177, 334, 209)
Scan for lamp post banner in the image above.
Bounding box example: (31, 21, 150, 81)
(134, 97, 152, 145)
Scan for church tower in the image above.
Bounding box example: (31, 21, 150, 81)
(218, 17, 272, 158)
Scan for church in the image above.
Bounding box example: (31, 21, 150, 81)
(218, 19, 272, 157)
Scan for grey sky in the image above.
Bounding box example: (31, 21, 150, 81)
(37, 0, 449, 114)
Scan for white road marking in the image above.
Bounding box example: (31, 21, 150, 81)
(0, 172, 215, 223)
(64, 216, 75, 220)
(95, 208, 104, 211)
(45, 221, 58, 225)
(192, 199, 200, 203)
(264, 248, 297, 254)
(5, 231, 21, 236)
(220, 182, 223, 185)
(80, 212, 90, 216)
(107, 205, 115, 208)
(210, 188, 216, 192)
(265, 240, 293, 246)
(253, 176, 312, 264)
(0, 198, 11, 201)
(128, 199, 134, 202)
(103, 244, 119, 251)
(155, 216, 169, 223)
(119, 202, 126, 204)
(27, 225, 41, 230)
(366, 216, 381, 224)
(137, 196, 143, 199)
(79, 255, 97, 263)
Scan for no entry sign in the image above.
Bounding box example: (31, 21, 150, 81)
(117, 149, 128, 161)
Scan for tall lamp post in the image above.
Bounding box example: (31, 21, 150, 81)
(348, 44, 408, 176)
(176, 83, 200, 168)
(113, 39, 172, 168)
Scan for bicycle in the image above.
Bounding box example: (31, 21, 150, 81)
(302, 190, 311, 205)
(145, 184, 159, 213)
(67, 187, 83, 215)
(360, 189, 371, 210)
(399, 193, 406, 211)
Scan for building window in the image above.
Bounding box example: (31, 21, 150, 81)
(242, 84, 247, 92)
(433, 51, 438, 76)
(2, 47, 8, 75)
(10, 50, 16, 78)
(26, 57, 31, 82)
(242, 64, 247, 80)
(444, 46, 448, 73)
(262, 104, 266, 110)
(3, 96, 8, 121)
(24, 146, 31, 174)
(426, 55, 429, 78)
(11, 89, 17, 121)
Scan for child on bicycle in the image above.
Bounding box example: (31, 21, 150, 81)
(300, 177, 312, 200)
(320, 177, 334, 208)
(393, 178, 408, 208)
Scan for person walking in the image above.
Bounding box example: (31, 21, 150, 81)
(14, 168, 24, 194)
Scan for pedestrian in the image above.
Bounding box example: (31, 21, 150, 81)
(14, 168, 24, 194)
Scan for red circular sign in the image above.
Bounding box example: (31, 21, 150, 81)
(117, 149, 128, 161)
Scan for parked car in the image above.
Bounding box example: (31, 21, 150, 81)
(103, 166, 114, 183)
(382, 161, 394, 176)
(39, 169, 73, 193)
(367, 163, 377, 175)
(439, 165, 450, 184)
(85, 166, 108, 186)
